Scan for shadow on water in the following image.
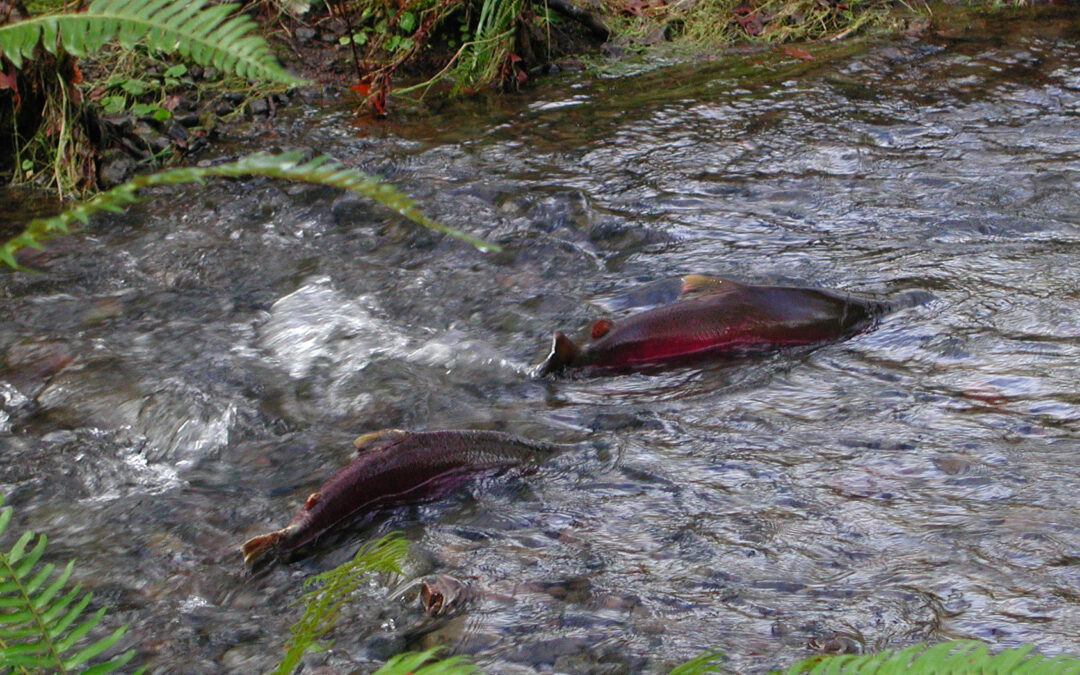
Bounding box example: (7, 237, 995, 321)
(5, 7, 1080, 672)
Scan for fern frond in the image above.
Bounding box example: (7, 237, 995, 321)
(372, 647, 477, 675)
(272, 533, 409, 675)
(0, 494, 137, 675)
(0, 150, 499, 270)
(669, 649, 724, 675)
(0, 0, 305, 85)
(780, 640, 1080, 675)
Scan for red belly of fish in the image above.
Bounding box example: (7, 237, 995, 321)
(592, 333, 748, 367)
(287, 461, 487, 551)
(589, 324, 838, 369)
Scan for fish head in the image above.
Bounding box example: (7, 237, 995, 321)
(536, 331, 580, 376)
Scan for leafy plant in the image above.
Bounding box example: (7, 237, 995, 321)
(0, 494, 138, 674)
(669, 649, 725, 675)
(372, 647, 478, 675)
(451, 0, 522, 93)
(273, 533, 409, 675)
(776, 640, 1080, 675)
(0, 149, 500, 270)
(0, 0, 306, 85)
(0, 0, 308, 193)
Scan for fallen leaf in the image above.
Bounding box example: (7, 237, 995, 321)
(0, 67, 15, 91)
(782, 46, 814, 61)
(349, 82, 371, 96)
(735, 11, 763, 35)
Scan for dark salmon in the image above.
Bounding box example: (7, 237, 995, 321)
(538, 274, 885, 375)
(241, 429, 549, 564)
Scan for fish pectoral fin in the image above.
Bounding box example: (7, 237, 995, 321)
(590, 318, 614, 340)
(537, 331, 580, 375)
(679, 274, 740, 299)
(354, 428, 410, 453)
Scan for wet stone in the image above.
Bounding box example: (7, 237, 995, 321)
(362, 632, 408, 661)
(99, 152, 138, 188)
(283, 181, 336, 205)
(589, 411, 662, 432)
(220, 644, 259, 670)
(248, 98, 270, 116)
(808, 634, 862, 655)
(554, 653, 632, 675)
(138, 126, 172, 154)
(167, 122, 190, 143)
(508, 636, 594, 666)
(332, 194, 379, 226)
(295, 26, 317, 42)
(175, 112, 201, 127)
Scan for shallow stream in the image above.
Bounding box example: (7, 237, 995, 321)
(4, 9, 1080, 673)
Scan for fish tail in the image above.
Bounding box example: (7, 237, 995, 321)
(537, 331, 580, 375)
(241, 529, 288, 565)
(879, 289, 935, 315)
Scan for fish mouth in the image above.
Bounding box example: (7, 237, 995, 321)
(536, 331, 580, 376)
(240, 524, 298, 566)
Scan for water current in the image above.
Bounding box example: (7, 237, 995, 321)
(4, 9, 1080, 673)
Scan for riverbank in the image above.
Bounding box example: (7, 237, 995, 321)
(4, 0, 1064, 197)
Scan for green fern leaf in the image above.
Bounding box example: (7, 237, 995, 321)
(779, 640, 1080, 675)
(1, 151, 499, 270)
(272, 533, 409, 675)
(0, 495, 137, 674)
(669, 649, 724, 675)
(373, 647, 478, 675)
(0, 0, 305, 85)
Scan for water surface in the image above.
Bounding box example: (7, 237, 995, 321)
(4, 11, 1080, 673)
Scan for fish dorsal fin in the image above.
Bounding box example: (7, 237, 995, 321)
(354, 428, 409, 453)
(679, 274, 740, 299)
(538, 331, 580, 375)
(591, 319, 614, 340)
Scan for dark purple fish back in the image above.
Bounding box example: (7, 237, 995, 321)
(283, 430, 547, 551)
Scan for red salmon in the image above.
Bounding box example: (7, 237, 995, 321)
(538, 274, 884, 374)
(242, 429, 548, 564)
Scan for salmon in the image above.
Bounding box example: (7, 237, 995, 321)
(538, 274, 885, 375)
(241, 429, 549, 564)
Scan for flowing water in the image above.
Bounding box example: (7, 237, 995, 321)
(4, 9, 1080, 673)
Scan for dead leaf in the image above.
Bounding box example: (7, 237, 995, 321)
(782, 46, 814, 61)
(735, 11, 763, 36)
(509, 52, 527, 85)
